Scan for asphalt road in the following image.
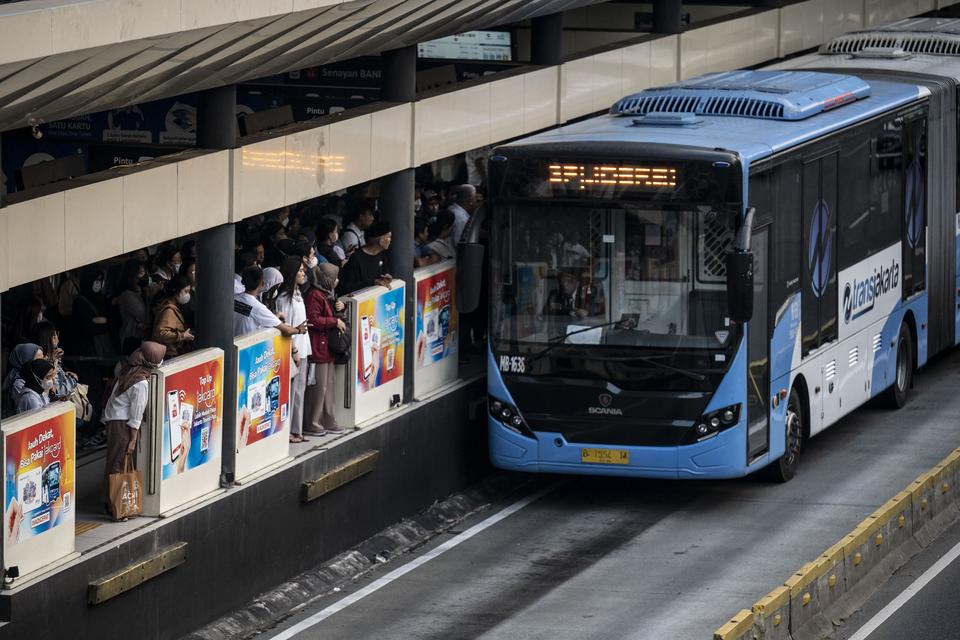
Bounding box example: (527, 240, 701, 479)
(263, 349, 960, 640)
(835, 519, 960, 640)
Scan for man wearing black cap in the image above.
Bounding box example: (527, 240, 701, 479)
(337, 220, 393, 296)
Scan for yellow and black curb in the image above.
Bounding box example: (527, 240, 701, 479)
(713, 448, 960, 640)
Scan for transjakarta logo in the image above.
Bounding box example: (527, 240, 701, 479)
(843, 259, 900, 324)
(588, 393, 623, 416)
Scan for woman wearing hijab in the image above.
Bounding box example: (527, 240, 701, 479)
(152, 275, 195, 358)
(101, 341, 166, 516)
(15, 359, 55, 414)
(259, 266, 285, 314)
(275, 257, 311, 443)
(3, 343, 43, 414)
(303, 264, 347, 436)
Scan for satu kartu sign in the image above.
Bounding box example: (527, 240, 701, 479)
(236, 331, 291, 447)
(357, 286, 405, 392)
(3, 403, 76, 578)
(416, 267, 457, 368)
(162, 357, 223, 480)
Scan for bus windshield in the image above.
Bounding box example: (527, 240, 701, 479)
(492, 201, 741, 353)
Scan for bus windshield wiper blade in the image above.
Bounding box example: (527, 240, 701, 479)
(528, 320, 627, 363)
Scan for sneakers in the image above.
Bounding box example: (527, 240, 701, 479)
(303, 428, 328, 437)
(326, 426, 347, 435)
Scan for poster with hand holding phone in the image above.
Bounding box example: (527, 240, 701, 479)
(3, 402, 76, 579)
(356, 286, 404, 392)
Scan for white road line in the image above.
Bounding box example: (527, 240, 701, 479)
(268, 484, 557, 640)
(847, 538, 960, 640)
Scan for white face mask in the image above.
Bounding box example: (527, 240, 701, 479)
(307, 255, 318, 269)
(42, 378, 54, 391)
(92, 279, 104, 294)
(177, 291, 191, 305)
(171, 261, 183, 272)
(281, 218, 289, 228)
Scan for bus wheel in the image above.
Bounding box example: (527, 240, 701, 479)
(768, 388, 803, 483)
(882, 323, 913, 409)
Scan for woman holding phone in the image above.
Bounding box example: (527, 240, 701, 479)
(275, 256, 311, 443)
(303, 264, 346, 436)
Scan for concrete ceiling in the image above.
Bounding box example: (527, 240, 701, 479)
(0, 0, 603, 132)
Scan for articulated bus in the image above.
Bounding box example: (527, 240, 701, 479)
(458, 43, 960, 481)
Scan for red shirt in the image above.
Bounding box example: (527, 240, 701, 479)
(304, 289, 339, 364)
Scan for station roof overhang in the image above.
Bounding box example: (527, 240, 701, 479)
(0, 0, 602, 133)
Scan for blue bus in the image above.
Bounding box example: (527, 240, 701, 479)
(458, 63, 955, 481)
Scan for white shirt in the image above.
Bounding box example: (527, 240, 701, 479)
(103, 380, 149, 429)
(341, 223, 364, 255)
(234, 292, 281, 337)
(449, 203, 470, 244)
(276, 291, 311, 359)
(233, 273, 244, 295)
(428, 237, 456, 260)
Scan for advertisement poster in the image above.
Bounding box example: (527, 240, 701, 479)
(236, 334, 291, 449)
(162, 358, 223, 480)
(357, 287, 405, 392)
(416, 268, 458, 369)
(4, 409, 75, 546)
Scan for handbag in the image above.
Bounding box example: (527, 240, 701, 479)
(108, 455, 142, 521)
(69, 383, 94, 422)
(327, 297, 351, 359)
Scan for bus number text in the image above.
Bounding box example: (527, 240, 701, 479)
(499, 355, 526, 374)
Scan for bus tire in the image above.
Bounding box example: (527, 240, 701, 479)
(767, 387, 803, 483)
(881, 323, 913, 409)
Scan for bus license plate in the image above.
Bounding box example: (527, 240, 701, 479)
(581, 448, 630, 465)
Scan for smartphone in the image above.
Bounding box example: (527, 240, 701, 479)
(178, 402, 194, 458)
(360, 316, 374, 380)
(167, 391, 183, 463)
(42, 462, 61, 504)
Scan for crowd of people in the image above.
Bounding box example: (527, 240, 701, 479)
(0, 178, 485, 467)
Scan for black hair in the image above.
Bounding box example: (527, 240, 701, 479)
(414, 217, 429, 237)
(428, 210, 455, 240)
(163, 274, 192, 300)
(29, 320, 59, 357)
(156, 243, 180, 267)
(235, 250, 257, 274)
(241, 265, 264, 292)
(317, 217, 339, 244)
(279, 256, 303, 300)
(120, 258, 144, 292)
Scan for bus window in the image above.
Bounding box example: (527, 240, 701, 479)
(771, 158, 801, 324)
(902, 114, 927, 297)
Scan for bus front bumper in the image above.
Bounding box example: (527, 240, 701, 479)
(489, 419, 753, 480)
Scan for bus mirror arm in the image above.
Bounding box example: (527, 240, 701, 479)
(456, 204, 489, 314)
(725, 207, 755, 323)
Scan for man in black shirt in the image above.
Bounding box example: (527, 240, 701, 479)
(336, 221, 393, 296)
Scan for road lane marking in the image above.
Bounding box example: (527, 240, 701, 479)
(268, 484, 558, 640)
(848, 538, 960, 640)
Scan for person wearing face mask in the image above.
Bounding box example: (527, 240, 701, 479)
(275, 257, 311, 443)
(115, 259, 151, 355)
(178, 257, 198, 326)
(303, 264, 347, 436)
(152, 275, 195, 357)
(153, 244, 182, 283)
(14, 359, 55, 414)
(101, 341, 166, 517)
(2, 343, 44, 414)
(317, 218, 346, 267)
(72, 268, 113, 357)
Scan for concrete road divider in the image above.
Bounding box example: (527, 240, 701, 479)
(712, 448, 960, 640)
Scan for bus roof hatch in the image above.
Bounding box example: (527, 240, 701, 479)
(610, 70, 871, 122)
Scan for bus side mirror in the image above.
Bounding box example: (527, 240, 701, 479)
(725, 251, 754, 324)
(456, 242, 485, 314)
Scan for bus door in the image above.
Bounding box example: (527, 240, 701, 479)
(747, 225, 770, 459)
(802, 151, 839, 422)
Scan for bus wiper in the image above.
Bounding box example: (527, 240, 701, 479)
(527, 320, 629, 363)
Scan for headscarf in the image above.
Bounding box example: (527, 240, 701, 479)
(261, 267, 284, 293)
(116, 341, 166, 394)
(20, 359, 54, 396)
(309, 263, 339, 296)
(3, 343, 41, 391)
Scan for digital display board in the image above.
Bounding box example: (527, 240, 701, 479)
(548, 164, 678, 190)
(417, 31, 513, 61)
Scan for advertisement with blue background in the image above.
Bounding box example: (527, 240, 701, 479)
(236, 333, 291, 448)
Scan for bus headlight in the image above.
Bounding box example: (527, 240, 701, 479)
(687, 404, 741, 443)
(489, 397, 534, 437)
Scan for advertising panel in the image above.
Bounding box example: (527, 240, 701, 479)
(237, 333, 291, 449)
(416, 266, 457, 369)
(3, 408, 75, 547)
(356, 287, 405, 392)
(162, 358, 223, 480)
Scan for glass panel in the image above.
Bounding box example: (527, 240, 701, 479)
(747, 227, 769, 458)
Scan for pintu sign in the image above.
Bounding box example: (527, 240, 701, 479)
(843, 258, 900, 324)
